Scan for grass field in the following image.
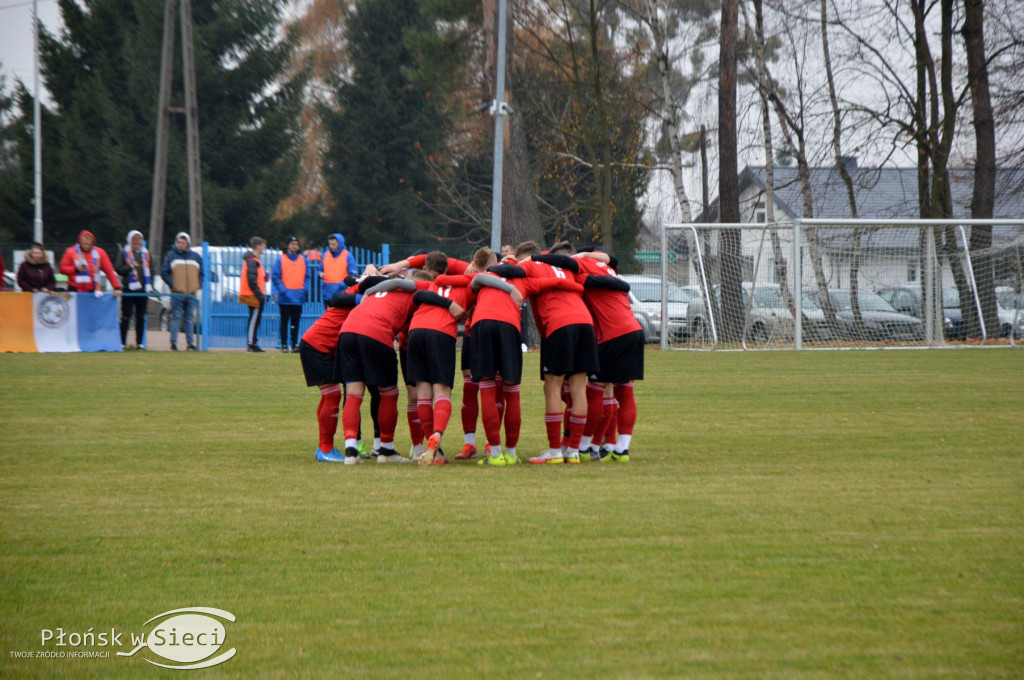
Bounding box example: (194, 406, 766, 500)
(1, 348, 1022, 679)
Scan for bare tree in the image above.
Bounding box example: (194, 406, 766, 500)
(718, 0, 744, 342)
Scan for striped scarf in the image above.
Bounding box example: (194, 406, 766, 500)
(73, 245, 100, 288)
(124, 246, 152, 291)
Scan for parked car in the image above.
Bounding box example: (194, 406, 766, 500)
(995, 288, 1023, 339)
(809, 289, 924, 342)
(876, 285, 963, 339)
(619, 275, 692, 342)
(686, 283, 833, 344)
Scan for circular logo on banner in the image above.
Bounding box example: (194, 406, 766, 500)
(37, 295, 70, 329)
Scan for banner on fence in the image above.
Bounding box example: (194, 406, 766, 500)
(0, 292, 122, 353)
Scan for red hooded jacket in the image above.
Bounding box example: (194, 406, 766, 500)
(59, 230, 122, 293)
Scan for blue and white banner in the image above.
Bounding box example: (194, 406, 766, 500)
(0, 292, 122, 353)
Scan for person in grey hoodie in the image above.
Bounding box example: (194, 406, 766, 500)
(161, 232, 204, 351)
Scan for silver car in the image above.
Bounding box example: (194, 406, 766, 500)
(619, 275, 692, 342)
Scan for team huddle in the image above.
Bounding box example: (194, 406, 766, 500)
(297, 241, 643, 467)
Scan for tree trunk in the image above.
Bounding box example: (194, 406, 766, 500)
(963, 0, 997, 338)
(718, 0, 743, 343)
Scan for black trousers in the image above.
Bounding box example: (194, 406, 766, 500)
(279, 304, 302, 348)
(120, 295, 148, 346)
(247, 300, 264, 347)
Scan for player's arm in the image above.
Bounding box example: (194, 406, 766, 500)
(576, 247, 617, 270)
(327, 293, 360, 308)
(357, 275, 388, 293)
(365, 278, 417, 295)
(584, 274, 630, 292)
(532, 253, 579, 273)
(485, 263, 526, 279)
(413, 290, 465, 318)
(470, 272, 523, 306)
(528, 277, 584, 295)
(435, 274, 471, 288)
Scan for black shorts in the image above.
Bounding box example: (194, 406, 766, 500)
(470, 320, 523, 384)
(299, 340, 339, 387)
(399, 347, 413, 386)
(540, 323, 599, 378)
(460, 328, 474, 372)
(338, 332, 398, 387)
(592, 330, 645, 384)
(406, 329, 457, 387)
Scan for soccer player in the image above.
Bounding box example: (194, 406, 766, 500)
(470, 252, 585, 466)
(537, 245, 642, 462)
(513, 242, 600, 465)
(297, 280, 361, 462)
(337, 271, 440, 464)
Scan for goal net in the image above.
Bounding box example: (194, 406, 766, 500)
(658, 219, 1024, 350)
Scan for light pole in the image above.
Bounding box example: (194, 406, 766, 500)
(32, 0, 43, 244)
(488, 0, 509, 253)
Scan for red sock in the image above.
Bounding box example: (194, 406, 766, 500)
(495, 374, 505, 419)
(318, 384, 342, 452)
(561, 386, 573, 446)
(614, 383, 637, 435)
(417, 398, 435, 439)
(379, 387, 400, 444)
(603, 401, 619, 444)
(583, 382, 605, 437)
(568, 412, 586, 450)
(407, 404, 423, 446)
(595, 397, 617, 446)
(461, 378, 479, 435)
(432, 394, 452, 436)
(502, 384, 521, 448)
(342, 391, 363, 441)
(545, 412, 562, 449)
(479, 380, 501, 446)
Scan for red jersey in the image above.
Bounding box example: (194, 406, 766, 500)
(301, 284, 359, 353)
(404, 254, 470, 275)
(341, 280, 431, 346)
(471, 270, 584, 331)
(518, 259, 593, 336)
(435, 274, 475, 332)
(409, 279, 471, 338)
(574, 258, 642, 343)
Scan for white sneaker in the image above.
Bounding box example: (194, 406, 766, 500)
(529, 449, 564, 465)
(378, 451, 411, 464)
(343, 455, 364, 465)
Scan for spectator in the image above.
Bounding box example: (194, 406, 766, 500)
(304, 242, 322, 301)
(16, 243, 57, 292)
(161, 232, 203, 351)
(321, 232, 358, 302)
(501, 244, 515, 260)
(271, 236, 309, 352)
(116, 230, 154, 349)
(240, 236, 268, 352)
(59, 230, 122, 297)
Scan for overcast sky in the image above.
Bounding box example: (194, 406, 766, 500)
(0, 0, 61, 98)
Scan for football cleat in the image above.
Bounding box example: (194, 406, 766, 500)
(377, 451, 411, 464)
(343, 446, 364, 465)
(455, 443, 478, 461)
(563, 451, 581, 465)
(529, 449, 564, 465)
(315, 447, 345, 462)
(610, 449, 630, 463)
(421, 433, 442, 467)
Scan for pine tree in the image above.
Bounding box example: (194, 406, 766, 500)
(322, 0, 454, 248)
(2, 0, 303, 249)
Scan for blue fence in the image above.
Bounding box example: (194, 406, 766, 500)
(199, 243, 389, 350)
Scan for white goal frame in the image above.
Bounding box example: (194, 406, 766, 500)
(659, 218, 1024, 351)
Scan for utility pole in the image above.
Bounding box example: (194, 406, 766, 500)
(32, 0, 42, 244)
(488, 0, 509, 253)
(149, 0, 203, 263)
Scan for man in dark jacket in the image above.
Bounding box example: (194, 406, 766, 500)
(161, 232, 204, 351)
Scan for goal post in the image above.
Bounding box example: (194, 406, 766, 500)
(659, 219, 1024, 351)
